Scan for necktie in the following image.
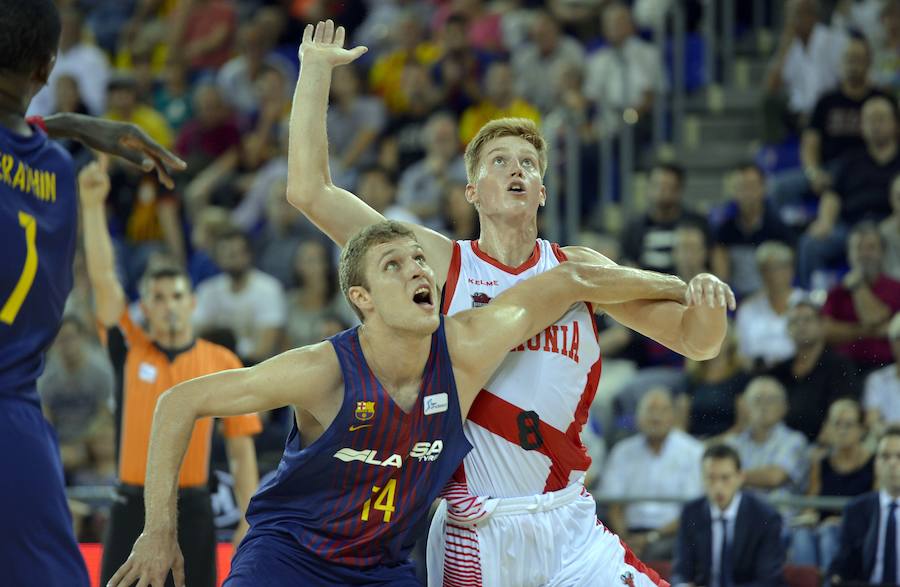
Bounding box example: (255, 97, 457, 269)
(719, 516, 732, 587)
(885, 501, 897, 585)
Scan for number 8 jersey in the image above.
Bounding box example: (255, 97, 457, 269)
(0, 124, 77, 404)
(441, 239, 602, 498)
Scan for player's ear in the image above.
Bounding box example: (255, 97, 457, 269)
(347, 285, 373, 315)
(32, 54, 55, 88)
(539, 184, 546, 207)
(464, 183, 477, 206)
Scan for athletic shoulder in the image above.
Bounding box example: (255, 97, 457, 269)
(559, 245, 616, 266)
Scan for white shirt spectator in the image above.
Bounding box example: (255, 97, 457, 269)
(781, 23, 847, 115)
(729, 423, 809, 498)
(735, 288, 805, 368)
(28, 44, 110, 116)
(193, 269, 286, 359)
(864, 364, 900, 425)
(512, 36, 585, 112)
(600, 429, 704, 530)
(583, 36, 664, 112)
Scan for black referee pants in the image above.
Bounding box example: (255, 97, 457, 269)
(100, 484, 216, 587)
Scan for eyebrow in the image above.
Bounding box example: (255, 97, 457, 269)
(377, 243, 424, 265)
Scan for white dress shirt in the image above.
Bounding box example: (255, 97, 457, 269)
(710, 492, 743, 587)
(781, 24, 847, 115)
(871, 490, 900, 584)
(864, 365, 900, 425)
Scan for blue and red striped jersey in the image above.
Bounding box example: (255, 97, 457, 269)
(0, 123, 76, 404)
(245, 316, 471, 568)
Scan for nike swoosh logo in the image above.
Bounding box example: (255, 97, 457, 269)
(349, 424, 374, 432)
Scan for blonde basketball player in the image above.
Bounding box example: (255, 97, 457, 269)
(287, 20, 734, 587)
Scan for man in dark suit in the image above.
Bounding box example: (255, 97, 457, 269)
(830, 426, 900, 586)
(672, 444, 786, 587)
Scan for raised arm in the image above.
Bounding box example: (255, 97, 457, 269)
(563, 245, 733, 362)
(78, 158, 127, 327)
(107, 343, 342, 587)
(285, 20, 453, 282)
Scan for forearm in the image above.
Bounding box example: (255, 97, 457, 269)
(574, 263, 687, 305)
(286, 61, 334, 204)
(185, 24, 229, 59)
(143, 389, 200, 533)
(43, 113, 96, 141)
(824, 317, 870, 344)
(340, 129, 378, 170)
(800, 131, 821, 171)
(157, 202, 186, 265)
(710, 246, 730, 284)
(81, 202, 126, 323)
(743, 466, 789, 489)
(850, 286, 892, 326)
(817, 192, 840, 223)
(226, 436, 258, 518)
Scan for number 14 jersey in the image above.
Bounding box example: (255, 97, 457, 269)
(441, 239, 602, 498)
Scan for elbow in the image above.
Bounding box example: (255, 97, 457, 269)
(682, 334, 725, 362)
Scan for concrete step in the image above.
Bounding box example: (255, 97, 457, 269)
(676, 141, 757, 171)
(690, 114, 759, 143)
(683, 172, 728, 212)
(685, 84, 763, 114)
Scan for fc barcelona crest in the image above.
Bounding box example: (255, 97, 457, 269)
(355, 401, 376, 421)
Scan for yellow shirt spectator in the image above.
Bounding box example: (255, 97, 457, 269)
(106, 106, 174, 150)
(369, 43, 441, 114)
(459, 99, 541, 145)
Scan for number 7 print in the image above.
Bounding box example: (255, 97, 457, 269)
(1, 211, 38, 325)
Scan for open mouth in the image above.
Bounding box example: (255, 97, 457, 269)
(507, 181, 525, 193)
(412, 286, 434, 309)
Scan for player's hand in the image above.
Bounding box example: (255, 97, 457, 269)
(77, 155, 111, 206)
(107, 529, 185, 587)
(299, 19, 367, 68)
(685, 273, 736, 310)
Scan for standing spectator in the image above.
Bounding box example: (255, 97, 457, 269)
(396, 112, 467, 228)
(798, 95, 900, 287)
(621, 163, 708, 274)
(864, 313, 900, 436)
(511, 10, 585, 113)
(328, 64, 388, 190)
(28, 6, 110, 117)
(762, 0, 846, 144)
(38, 316, 116, 483)
(792, 399, 875, 569)
(769, 298, 861, 441)
(458, 60, 540, 144)
(78, 162, 261, 587)
(882, 173, 900, 280)
(194, 229, 287, 364)
(583, 1, 664, 140)
(684, 330, 751, 438)
(729, 377, 810, 499)
(735, 242, 805, 370)
(822, 221, 900, 372)
(672, 444, 787, 587)
(601, 388, 705, 561)
(175, 0, 238, 73)
(711, 163, 795, 297)
(828, 426, 900, 586)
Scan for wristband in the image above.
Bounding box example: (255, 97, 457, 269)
(26, 115, 47, 133)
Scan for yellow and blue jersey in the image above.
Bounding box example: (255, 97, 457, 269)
(0, 122, 77, 405)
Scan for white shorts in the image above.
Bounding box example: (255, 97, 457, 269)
(426, 482, 668, 587)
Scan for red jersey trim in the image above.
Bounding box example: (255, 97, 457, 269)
(470, 240, 541, 275)
(551, 242, 567, 263)
(442, 242, 463, 314)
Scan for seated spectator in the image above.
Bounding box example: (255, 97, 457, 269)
(711, 163, 795, 297)
(283, 239, 353, 350)
(735, 242, 805, 370)
(357, 166, 419, 224)
(105, 73, 173, 149)
(378, 60, 443, 172)
(872, 0, 900, 93)
(430, 13, 486, 116)
(511, 10, 585, 114)
(187, 206, 229, 287)
(728, 376, 809, 500)
(621, 163, 708, 274)
(431, 0, 504, 53)
(601, 388, 704, 561)
(459, 60, 540, 145)
(154, 59, 193, 133)
(772, 34, 888, 223)
(194, 229, 286, 364)
(583, 2, 664, 141)
(864, 313, 900, 437)
(328, 64, 388, 190)
(672, 444, 787, 587)
(798, 95, 900, 287)
(828, 426, 900, 585)
(672, 221, 710, 284)
(769, 298, 861, 441)
(762, 0, 845, 144)
(37, 316, 116, 484)
(684, 329, 751, 438)
(28, 6, 110, 117)
(822, 221, 900, 373)
(882, 173, 900, 280)
(255, 180, 318, 288)
(440, 181, 479, 240)
(792, 398, 875, 569)
(175, 0, 238, 73)
(396, 112, 467, 228)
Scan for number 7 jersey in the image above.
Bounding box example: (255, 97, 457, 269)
(441, 239, 602, 497)
(0, 124, 76, 404)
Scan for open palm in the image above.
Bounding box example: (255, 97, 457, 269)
(299, 19, 367, 67)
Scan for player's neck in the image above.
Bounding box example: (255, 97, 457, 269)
(0, 82, 31, 135)
(150, 325, 194, 350)
(476, 217, 538, 268)
(358, 322, 431, 389)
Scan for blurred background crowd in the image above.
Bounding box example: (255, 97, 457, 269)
(35, 0, 900, 582)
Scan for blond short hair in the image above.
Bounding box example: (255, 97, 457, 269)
(463, 117, 548, 183)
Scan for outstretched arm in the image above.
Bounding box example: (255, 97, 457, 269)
(563, 246, 733, 362)
(107, 343, 341, 587)
(285, 20, 454, 283)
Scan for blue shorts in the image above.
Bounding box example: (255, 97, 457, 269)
(225, 529, 421, 586)
(0, 397, 90, 587)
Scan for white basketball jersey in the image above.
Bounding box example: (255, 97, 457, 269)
(442, 239, 602, 498)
